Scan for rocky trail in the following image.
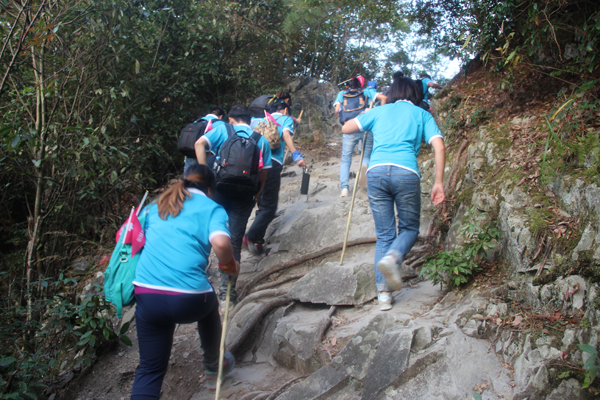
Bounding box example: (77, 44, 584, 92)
(61, 154, 513, 400)
(60, 74, 600, 400)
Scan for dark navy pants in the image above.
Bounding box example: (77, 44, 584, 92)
(246, 161, 283, 244)
(213, 191, 255, 302)
(130, 292, 221, 400)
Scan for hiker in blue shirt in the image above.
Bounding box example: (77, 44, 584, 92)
(194, 105, 272, 304)
(184, 106, 226, 174)
(420, 73, 443, 104)
(342, 77, 446, 311)
(244, 101, 306, 255)
(338, 77, 373, 197)
(130, 164, 238, 398)
(333, 82, 349, 118)
(364, 81, 387, 107)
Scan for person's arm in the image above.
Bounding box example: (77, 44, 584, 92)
(430, 137, 445, 206)
(282, 130, 306, 167)
(255, 169, 268, 202)
(428, 81, 443, 90)
(195, 137, 209, 165)
(341, 119, 360, 134)
(210, 235, 239, 277)
(376, 93, 387, 105)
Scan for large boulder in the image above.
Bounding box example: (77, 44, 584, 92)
(288, 77, 342, 137)
(288, 261, 377, 306)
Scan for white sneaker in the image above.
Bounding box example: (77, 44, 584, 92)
(358, 164, 368, 187)
(378, 292, 393, 311)
(377, 255, 402, 291)
(341, 188, 349, 197)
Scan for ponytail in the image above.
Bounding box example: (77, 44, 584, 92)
(156, 164, 216, 220)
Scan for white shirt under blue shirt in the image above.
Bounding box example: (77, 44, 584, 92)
(355, 100, 443, 179)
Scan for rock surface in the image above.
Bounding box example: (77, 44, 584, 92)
(288, 261, 377, 305)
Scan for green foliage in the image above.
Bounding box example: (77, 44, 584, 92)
(539, 91, 600, 186)
(468, 107, 492, 127)
(410, 0, 600, 84)
(420, 249, 479, 288)
(0, 274, 125, 399)
(578, 344, 600, 389)
(421, 210, 502, 289)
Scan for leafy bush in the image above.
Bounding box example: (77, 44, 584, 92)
(0, 274, 128, 399)
(420, 213, 502, 289)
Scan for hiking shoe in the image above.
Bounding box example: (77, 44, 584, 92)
(377, 255, 402, 291)
(219, 295, 238, 314)
(378, 292, 394, 311)
(243, 235, 265, 256)
(358, 164, 368, 187)
(341, 188, 349, 197)
(205, 352, 235, 389)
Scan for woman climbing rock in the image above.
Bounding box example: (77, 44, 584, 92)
(129, 164, 239, 399)
(341, 77, 446, 311)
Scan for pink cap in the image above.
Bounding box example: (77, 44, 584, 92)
(356, 75, 365, 88)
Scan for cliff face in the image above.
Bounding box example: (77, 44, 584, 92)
(429, 62, 600, 398)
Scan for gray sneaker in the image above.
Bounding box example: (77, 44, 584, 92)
(378, 292, 393, 311)
(377, 255, 402, 291)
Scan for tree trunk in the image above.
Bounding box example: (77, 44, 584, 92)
(330, 25, 349, 84)
(26, 41, 47, 321)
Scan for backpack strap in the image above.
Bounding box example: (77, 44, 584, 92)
(225, 123, 236, 138)
(250, 131, 262, 143)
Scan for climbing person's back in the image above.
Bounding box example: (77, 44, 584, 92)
(130, 164, 239, 398)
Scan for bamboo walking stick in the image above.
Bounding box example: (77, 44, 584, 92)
(215, 280, 232, 399)
(340, 130, 368, 265)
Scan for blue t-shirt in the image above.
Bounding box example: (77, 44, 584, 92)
(355, 100, 444, 178)
(251, 115, 294, 165)
(133, 189, 230, 293)
(200, 115, 224, 155)
(334, 90, 345, 105)
(203, 123, 273, 169)
(421, 78, 431, 102)
(363, 88, 379, 106)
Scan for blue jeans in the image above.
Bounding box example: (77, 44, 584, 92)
(367, 165, 421, 292)
(340, 131, 373, 190)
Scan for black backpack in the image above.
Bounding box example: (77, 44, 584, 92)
(249, 94, 277, 118)
(339, 89, 367, 124)
(215, 125, 263, 198)
(177, 118, 210, 158)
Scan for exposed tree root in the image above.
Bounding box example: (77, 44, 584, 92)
(407, 254, 429, 269)
(238, 237, 377, 298)
(313, 305, 337, 351)
(240, 391, 270, 400)
(265, 375, 310, 400)
(229, 288, 287, 322)
(252, 273, 306, 294)
(228, 296, 293, 355)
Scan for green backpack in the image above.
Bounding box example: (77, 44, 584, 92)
(104, 208, 148, 318)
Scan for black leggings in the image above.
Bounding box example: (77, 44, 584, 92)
(130, 291, 221, 400)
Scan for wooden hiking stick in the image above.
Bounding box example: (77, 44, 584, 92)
(340, 130, 368, 265)
(215, 280, 231, 399)
(298, 110, 304, 120)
